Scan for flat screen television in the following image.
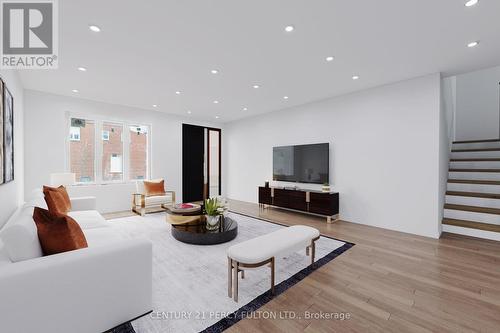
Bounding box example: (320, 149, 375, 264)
(273, 143, 329, 184)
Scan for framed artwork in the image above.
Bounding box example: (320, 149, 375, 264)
(0, 79, 3, 185)
(3, 82, 13, 183)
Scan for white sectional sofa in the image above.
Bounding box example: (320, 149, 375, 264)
(0, 189, 153, 333)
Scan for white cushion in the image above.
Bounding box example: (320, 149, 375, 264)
(145, 195, 171, 206)
(23, 190, 48, 210)
(227, 225, 320, 264)
(0, 243, 11, 267)
(83, 227, 125, 247)
(67, 210, 109, 230)
(0, 210, 43, 262)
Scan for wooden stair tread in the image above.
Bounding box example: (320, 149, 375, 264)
(444, 203, 500, 215)
(452, 148, 500, 152)
(442, 218, 500, 233)
(446, 191, 500, 199)
(448, 179, 500, 185)
(452, 138, 500, 144)
(450, 158, 500, 161)
(449, 168, 500, 173)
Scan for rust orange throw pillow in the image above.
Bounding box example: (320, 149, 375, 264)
(144, 179, 166, 196)
(33, 207, 88, 256)
(43, 185, 71, 214)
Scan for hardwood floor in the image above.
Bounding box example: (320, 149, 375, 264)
(227, 199, 500, 333)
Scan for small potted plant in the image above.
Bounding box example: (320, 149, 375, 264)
(204, 197, 226, 230)
(322, 182, 331, 193)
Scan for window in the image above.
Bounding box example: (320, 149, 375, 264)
(69, 127, 81, 141)
(102, 122, 123, 182)
(129, 125, 149, 180)
(69, 119, 95, 183)
(68, 117, 149, 184)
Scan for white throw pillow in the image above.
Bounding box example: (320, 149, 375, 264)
(0, 212, 43, 262)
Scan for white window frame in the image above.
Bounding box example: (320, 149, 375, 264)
(66, 113, 151, 185)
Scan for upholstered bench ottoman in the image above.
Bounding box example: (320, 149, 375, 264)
(226, 225, 320, 302)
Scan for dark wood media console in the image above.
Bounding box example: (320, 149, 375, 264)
(258, 187, 339, 223)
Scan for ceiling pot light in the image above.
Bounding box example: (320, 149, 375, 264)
(77, 67, 87, 72)
(211, 69, 219, 74)
(283, 96, 289, 100)
(89, 25, 101, 32)
(465, 0, 479, 7)
(467, 41, 479, 48)
(326, 56, 334, 62)
(72, 89, 79, 93)
(252, 84, 260, 89)
(352, 75, 360, 80)
(285, 25, 294, 32)
(243, 107, 248, 111)
(215, 115, 220, 119)
(187, 110, 192, 114)
(175, 91, 181, 95)
(213, 100, 219, 104)
(152, 104, 158, 108)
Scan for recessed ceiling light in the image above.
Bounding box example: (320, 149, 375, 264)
(72, 89, 79, 93)
(213, 100, 219, 104)
(352, 75, 360, 80)
(175, 91, 181, 95)
(187, 110, 192, 114)
(77, 67, 87, 72)
(283, 96, 289, 100)
(467, 41, 479, 48)
(243, 107, 248, 111)
(152, 104, 158, 108)
(253, 84, 260, 89)
(326, 56, 334, 62)
(211, 69, 219, 74)
(89, 25, 101, 32)
(465, 0, 479, 7)
(285, 25, 294, 32)
(215, 115, 220, 119)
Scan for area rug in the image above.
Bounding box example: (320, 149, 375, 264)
(106, 212, 353, 333)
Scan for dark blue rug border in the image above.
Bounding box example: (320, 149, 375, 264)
(200, 212, 355, 333)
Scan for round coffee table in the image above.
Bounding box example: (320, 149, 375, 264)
(170, 216, 238, 245)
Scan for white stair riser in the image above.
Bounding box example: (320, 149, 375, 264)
(447, 183, 500, 194)
(446, 195, 500, 209)
(444, 209, 500, 225)
(451, 151, 500, 159)
(452, 142, 500, 150)
(448, 172, 500, 181)
(450, 161, 500, 169)
(442, 224, 500, 241)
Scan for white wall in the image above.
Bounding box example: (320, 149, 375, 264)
(455, 65, 500, 141)
(24, 90, 219, 213)
(224, 74, 442, 238)
(0, 70, 24, 229)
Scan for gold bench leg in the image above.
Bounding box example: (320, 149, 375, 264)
(228, 258, 232, 298)
(270, 257, 275, 295)
(233, 260, 239, 302)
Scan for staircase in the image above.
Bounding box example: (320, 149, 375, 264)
(443, 139, 500, 240)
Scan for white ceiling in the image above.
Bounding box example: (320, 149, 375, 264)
(19, 0, 500, 123)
